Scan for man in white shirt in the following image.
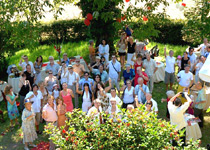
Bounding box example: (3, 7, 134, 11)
(25, 84, 43, 134)
(106, 88, 122, 107)
(19, 55, 36, 74)
(168, 92, 192, 146)
(177, 64, 194, 103)
(107, 54, 121, 95)
(67, 65, 80, 108)
(143, 53, 158, 93)
(164, 48, 175, 91)
(145, 93, 158, 114)
(188, 47, 197, 72)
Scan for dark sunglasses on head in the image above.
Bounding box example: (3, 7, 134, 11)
(146, 103, 152, 105)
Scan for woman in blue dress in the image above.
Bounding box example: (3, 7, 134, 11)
(123, 64, 135, 86)
(4, 85, 20, 127)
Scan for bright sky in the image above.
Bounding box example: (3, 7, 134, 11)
(41, 0, 195, 22)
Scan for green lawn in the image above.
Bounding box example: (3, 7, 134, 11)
(1, 41, 209, 149)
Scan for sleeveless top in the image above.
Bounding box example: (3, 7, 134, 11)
(61, 90, 73, 112)
(181, 57, 190, 70)
(34, 61, 43, 74)
(134, 61, 142, 74)
(127, 42, 136, 54)
(46, 78, 57, 92)
(118, 42, 126, 53)
(19, 82, 30, 96)
(82, 91, 91, 103)
(123, 86, 134, 104)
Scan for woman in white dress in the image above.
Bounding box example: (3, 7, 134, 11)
(98, 39, 109, 62)
(76, 83, 94, 113)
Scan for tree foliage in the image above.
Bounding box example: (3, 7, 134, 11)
(182, 0, 210, 45)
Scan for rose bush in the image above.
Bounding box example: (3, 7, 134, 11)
(44, 105, 205, 150)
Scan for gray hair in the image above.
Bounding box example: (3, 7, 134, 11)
(49, 56, 54, 60)
(93, 99, 101, 103)
(166, 90, 175, 98)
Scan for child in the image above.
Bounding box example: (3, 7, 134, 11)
(161, 90, 175, 119)
(52, 84, 59, 103)
(4, 85, 19, 128)
(22, 99, 37, 150)
(176, 55, 182, 72)
(57, 97, 66, 128)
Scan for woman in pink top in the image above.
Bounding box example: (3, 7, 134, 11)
(60, 82, 74, 112)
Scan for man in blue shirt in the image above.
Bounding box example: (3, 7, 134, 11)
(79, 72, 94, 92)
(45, 56, 60, 76)
(61, 53, 70, 66)
(194, 82, 206, 128)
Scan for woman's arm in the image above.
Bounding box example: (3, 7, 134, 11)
(28, 80, 32, 91)
(76, 83, 83, 95)
(69, 89, 75, 98)
(6, 95, 18, 105)
(19, 78, 23, 88)
(57, 105, 61, 116)
(105, 78, 112, 93)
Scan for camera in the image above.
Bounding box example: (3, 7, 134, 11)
(180, 92, 190, 99)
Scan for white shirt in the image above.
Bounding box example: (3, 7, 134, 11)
(188, 53, 197, 71)
(108, 60, 121, 79)
(67, 71, 79, 86)
(123, 87, 134, 104)
(19, 61, 36, 74)
(145, 98, 158, 112)
(177, 70, 193, 87)
(168, 101, 190, 130)
(195, 62, 203, 75)
(60, 68, 68, 84)
(25, 91, 43, 113)
(199, 44, 206, 56)
(99, 44, 109, 56)
(165, 56, 175, 73)
(106, 93, 122, 106)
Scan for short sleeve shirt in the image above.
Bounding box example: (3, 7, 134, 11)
(143, 59, 157, 76)
(165, 56, 175, 73)
(177, 70, 193, 87)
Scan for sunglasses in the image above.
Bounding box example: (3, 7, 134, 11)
(95, 76, 100, 78)
(146, 103, 152, 105)
(49, 73, 53, 74)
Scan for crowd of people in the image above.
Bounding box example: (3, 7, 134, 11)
(4, 32, 210, 149)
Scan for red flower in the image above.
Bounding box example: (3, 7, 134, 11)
(87, 13, 93, 21)
(181, 3, 186, 7)
(144, 46, 146, 50)
(54, 45, 56, 49)
(126, 123, 130, 127)
(84, 19, 90, 26)
(116, 18, 121, 23)
(143, 16, 148, 21)
(170, 132, 173, 137)
(118, 133, 121, 137)
(125, 0, 130, 2)
(121, 15, 126, 21)
(160, 124, 165, 127)
(147, 6, 151, 10)
(66, 137, 69, 141)
(62, 129, 66, 134)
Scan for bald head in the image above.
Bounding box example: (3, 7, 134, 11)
(138, 77, 144, 85)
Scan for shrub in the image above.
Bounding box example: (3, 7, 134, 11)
(44, 106, 204, 150)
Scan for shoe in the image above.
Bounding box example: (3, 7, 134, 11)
(29, 144, 37, 148)
(24, 146, 29, 150)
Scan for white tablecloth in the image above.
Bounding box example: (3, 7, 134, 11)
(8, 77, 20, 94)
(0, 82, 8, 102)
(154, 62, 165, 83)
(185, 114, 202, 141)
(41, 56, 89, 81)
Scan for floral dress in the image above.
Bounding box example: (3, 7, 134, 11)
(22, 108, 37, 144)
(97, 90, 109, 112)
(7, 93, 19, 120)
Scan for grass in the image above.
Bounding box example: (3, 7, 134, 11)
(1, 41, 209, 149)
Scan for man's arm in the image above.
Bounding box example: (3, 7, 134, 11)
(164, 47, 167, 58)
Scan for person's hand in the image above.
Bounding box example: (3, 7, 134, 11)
(177, 79, 180, 83)
(161, 98, 164, 103)
(15, 95, 19, 99)
(21, 55, 25, 59)
(164, 47, 166, 51)
(139, 86, 143, 92)
(88, 106, 92, 110)
(30, 94, 34, 99)
(90, 81, 93, 86)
